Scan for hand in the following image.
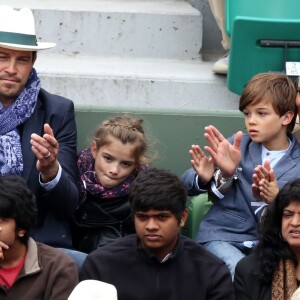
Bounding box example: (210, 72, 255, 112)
(189, 144, 215, 184)
(253, 162, 271, 186)
(0, 229, 9, 262)
(204, 125, 242, 177)
(31, 123, 59, 182)
(252, 162, 270, 199)
(252, 161, 279, 203)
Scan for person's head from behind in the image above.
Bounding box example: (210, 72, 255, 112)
(239, 73, 297, 145)
(129, 168, 188, 261)
(0, 5, 55, 107)
(0, 176, 37, 249)
(91, 115, 150, 188)
(260, 178, 300, 259)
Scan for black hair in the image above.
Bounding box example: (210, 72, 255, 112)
(256, 178, 300, 283)
(129, 168, 187, 222)
(0, 176, 37, 243)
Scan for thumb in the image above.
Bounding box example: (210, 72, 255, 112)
(233, 131, 243, 150)
(269, 169, 276, 182)
(263, 160, 271, 171)
(43, 123, 54, 137)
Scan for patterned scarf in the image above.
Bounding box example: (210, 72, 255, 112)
(272, 259, 297, 300)
(0, 68, 40, 175)
(77, 148, 137, 207)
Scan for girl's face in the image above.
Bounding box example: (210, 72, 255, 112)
(91, 136, 137, 188)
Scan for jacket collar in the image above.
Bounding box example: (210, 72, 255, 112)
(21, 238, 41, 276)
(136, 234, 183, 264)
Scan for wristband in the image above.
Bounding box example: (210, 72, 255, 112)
(214, 168, 242, 188)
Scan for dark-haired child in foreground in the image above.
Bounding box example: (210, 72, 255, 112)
(80, 168, 234, 300)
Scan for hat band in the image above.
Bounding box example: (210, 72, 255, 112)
(0, 31, 37, 46)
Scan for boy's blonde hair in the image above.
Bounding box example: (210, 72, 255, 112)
(239, 73, 297, 133)
(92, 115, 150, 167)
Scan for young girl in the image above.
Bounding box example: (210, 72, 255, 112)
(72, 115, 150, 253)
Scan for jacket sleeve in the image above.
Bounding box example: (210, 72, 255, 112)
(48, 255, 79, 300)
(207, 263, 236, 300)
(79, 254, 103, 281)
(233, 259, 251, 300)
(181, 168, 210, 196)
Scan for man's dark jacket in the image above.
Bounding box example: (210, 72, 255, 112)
(80, 234, 235, 300)
(20, 88, 79, 248)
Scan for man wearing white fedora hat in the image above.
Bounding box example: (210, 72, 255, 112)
(80, 168, 234, 300)
(0, 5, 86, 268)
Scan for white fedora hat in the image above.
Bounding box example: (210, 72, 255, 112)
(0, 5, 56, 51)
(68, 280, 118, 300)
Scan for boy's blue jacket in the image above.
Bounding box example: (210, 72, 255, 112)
(181, 133, 300, 243)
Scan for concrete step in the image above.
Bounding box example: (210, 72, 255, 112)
(35, 54, 239, 111)
(10, 0, 202, 60)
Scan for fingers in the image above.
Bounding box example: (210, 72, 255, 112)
(204, 133, 218, 153)
(205, 125, 225, 141)
(0, 239, 9, 261)
(0, 241, 9, 251)
(203, 145, 216, 161)
(204, 125, 225, 152)
(253, 165, 269, 181)
(30, 136, 53, 160)
(30, 124, 59, 161)
(252, 173, 260, 186)
(255, 179, 279, 204)
(251, 183, 261, 200)
(190, 155, 215, 184)
(189, 145, 206, 162)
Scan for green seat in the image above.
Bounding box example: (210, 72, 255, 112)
(226, 0, 299, 36)
(184, 193, 212, 240)
(225, 0, 300, 94)
(227, 17, 300, 94)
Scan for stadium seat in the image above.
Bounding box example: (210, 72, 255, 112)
(226, 0, 299, 36)
(227, 17, 300, 94)
(186, 193, 212, 240)
(226, 0, 300, 94)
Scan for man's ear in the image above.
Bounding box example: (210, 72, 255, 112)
(282, 111, 295, 126)
(179, 208, 189, 228)
(17, 229, 26, 238)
